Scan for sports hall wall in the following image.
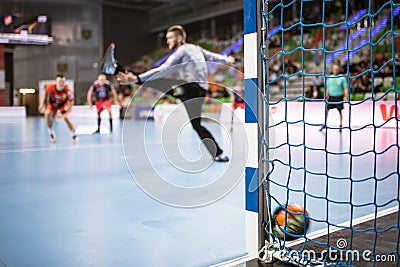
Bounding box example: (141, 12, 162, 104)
(102, 5, 158, 68)
(2, 1, 102, 106)
(0, 0, 156, 107)
(1, 0, 241, 108)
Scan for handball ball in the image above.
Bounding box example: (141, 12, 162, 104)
(272, 204, 309, 240)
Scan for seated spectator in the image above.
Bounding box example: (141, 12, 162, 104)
(350, 74, 372, 94)
(231, 81, 244, 110)
(119, 85, 134, 107)
(159, 95, 176, 104)
(284, 57, 298, 75)
(350, 77, 360, 94)
(28, 15, 48, 34)
(215, 87, 230, 98)
(359, 58, 369, 69)
(373, 53, 389, 77)
(269, 71, 277, 85)
(0, 14, 15, 33)
(359, 74, 372, 92)
(349, 62, 361, 74)
(306, 75, 324, 99)
(270, 36, 281, 47)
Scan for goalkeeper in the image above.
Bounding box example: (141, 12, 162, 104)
(116, 25, 235, 162)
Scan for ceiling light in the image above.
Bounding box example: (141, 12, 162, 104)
(19, 88, 36, 94)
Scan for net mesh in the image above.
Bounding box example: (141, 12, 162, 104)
(260, 0, 400, 265)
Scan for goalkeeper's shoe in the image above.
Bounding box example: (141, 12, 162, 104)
(100, 43, 121, 75)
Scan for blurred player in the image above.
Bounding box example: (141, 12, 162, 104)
(38, 74, 78, 143)
(87, 73, 120, 133)
(115, 25, 234, 162)
(320, 64, 348, 132)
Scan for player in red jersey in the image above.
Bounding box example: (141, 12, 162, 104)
(87, 73, 120, 133)
(38, 74, 78, 143)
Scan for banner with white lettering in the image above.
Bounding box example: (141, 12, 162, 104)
(270, 101, 399, 128)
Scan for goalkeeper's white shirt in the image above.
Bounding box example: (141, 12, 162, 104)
(138, 43, 230, 90)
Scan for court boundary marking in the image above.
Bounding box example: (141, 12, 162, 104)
(285, 206, 399, 247)
(212, 206, 399, 266)
(0, 143, 123, 154)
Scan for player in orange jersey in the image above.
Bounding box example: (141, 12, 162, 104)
(38, 74, 78, 143)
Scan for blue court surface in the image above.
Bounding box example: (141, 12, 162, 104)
(269, 123, 399, 234)
(0, 115, 398, 267)
(0, 117, 246, 267)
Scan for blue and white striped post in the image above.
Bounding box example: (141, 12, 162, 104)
(244, 0, 265, 256)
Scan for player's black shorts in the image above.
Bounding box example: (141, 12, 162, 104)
(327, 95, 344, 111)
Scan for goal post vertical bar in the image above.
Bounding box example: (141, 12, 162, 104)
(244, 0, 267, 256)
(259, 0, 270, 250)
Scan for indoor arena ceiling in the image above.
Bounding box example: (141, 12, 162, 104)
(2, 0, 215, 12)
(102, 0, 190, 11)
(2, 0, 240, 12)
(1, 0, 243, 32)
(103, 0, 243, 32)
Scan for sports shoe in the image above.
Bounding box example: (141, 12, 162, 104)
(214, 154, 229, 162)
(93, 128, 101, 134)
(72, 135, 79, 143)
(100, 43, 122, 75)
(50, 134, 56, 143)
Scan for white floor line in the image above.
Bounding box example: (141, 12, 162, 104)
(210, 254, 257, 267)
(75, 125, 110, 134)
(285, 206, 399, 247)
(211, 206, 399, 266)
(0, 142, 123, 154)
(0, 121, 22, 124)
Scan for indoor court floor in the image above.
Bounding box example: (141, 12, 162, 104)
(0, 117, 246, 267)
(0, 113, 398, 267)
